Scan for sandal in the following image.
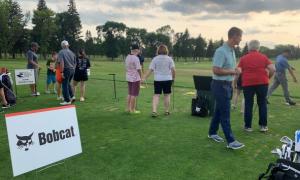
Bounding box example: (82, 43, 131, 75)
(151, 112, 158, 118)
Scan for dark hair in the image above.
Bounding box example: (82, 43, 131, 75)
(283, 49, 291, 54)
(78, 49, 86, 58)
(228, 27, 243, 38)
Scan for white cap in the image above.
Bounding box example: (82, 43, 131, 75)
(61, 40, 69, 47)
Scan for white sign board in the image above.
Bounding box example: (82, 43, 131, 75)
(5, 105, 82, 177)
(14, 69, 35, 85)
(296, 130, 300, 152)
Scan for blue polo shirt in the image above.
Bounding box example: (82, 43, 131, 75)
(212, 43, 236, 81)
(275, 54, 290, 73)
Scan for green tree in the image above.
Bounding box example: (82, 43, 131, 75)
(85, 30, 94, 55)
(96, 21, 126, 60)
(206, 39, 214, 59)
(32, 0, 57, 59)
(242, 43, 248, 56)
(194, 34, 207, 61)
(66, 0, 82, 51)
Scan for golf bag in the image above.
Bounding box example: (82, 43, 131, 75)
(191, 96, 209, 117)
(259, 159, 300, 180)
(0, 73, 16, 105)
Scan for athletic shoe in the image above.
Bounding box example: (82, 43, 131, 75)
(227, 140, 245, 150)
(57, 96, 63, 101)
(131, 110, 141, 114)
(80, 97, 85, 102)
(2, 104, 10, 109)
(260, 126, 268, 132)
(60, 101, 71, 106)
(208, 134, 224, 143)
(45, 90, 50, 94)
(36, 92, 40, 96)
(71, 96, 76, 103)
(244, 127, 253, 132)
(286, 101, 296, 106)
(151, 112, 158, 118)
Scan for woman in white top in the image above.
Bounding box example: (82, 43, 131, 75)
(143, 45, 176, 117)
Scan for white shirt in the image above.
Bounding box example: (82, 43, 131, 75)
(149, 55, 175, 81)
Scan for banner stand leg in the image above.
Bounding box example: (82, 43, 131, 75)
(13, 71, 18, 99)
(34, 160, 68, 180)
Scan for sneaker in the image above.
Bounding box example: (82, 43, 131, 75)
(71, 96, 76, 103)
(208, 134, 224, 143)
(80, 97, 85, 102)
(244, 127, 253, 132)
(227, 140, 245, 150)
(131, 110, 141, 114)
(286, 101, 296, 106)
(36, 92, 40, 96)
(151, 112, 158, 118)
(2, 104, 10, 109)
(260, 126, 268, 132)
(60, 101, 71, 106)
(57, 96, 63, 101)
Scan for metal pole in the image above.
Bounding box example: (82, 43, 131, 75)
(172, 81, 175, 110)
(108, 74, 117, 100)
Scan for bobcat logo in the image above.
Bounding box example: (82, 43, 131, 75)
(16, 133, 34, 151)
(16, 73, 24, 78)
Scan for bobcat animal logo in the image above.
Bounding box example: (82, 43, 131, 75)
(16, 133, 34, 151)
(16, 73, 24, 78)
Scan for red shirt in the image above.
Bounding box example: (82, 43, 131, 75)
(238, 50, 272, 87)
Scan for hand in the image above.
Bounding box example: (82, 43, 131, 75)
(141, 78, 145, 83)
(61, 73, 65, 79)
(293, 78, 297, 83)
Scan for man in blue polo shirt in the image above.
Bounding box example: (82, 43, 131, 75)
(208, 27, 245, 150)
(267, 49, 297, 105)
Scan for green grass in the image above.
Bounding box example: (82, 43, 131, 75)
(1, 58, 300, 179)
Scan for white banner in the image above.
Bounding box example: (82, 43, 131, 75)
(14, 69, 35, 85)
(5, 105, 82, 177)
(296, 130, 300, 152)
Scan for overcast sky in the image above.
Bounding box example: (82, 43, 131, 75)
(16, 0, 300, 48)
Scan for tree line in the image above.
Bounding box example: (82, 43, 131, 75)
(1, 0, 300, 60)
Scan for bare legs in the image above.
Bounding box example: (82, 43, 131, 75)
(152, 94, 171, 113)
(0, 88, 8, 105)
(127, 95, 137, 112)
(73, 80, 86, 101)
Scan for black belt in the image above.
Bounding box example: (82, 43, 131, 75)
(212, 79, 232, 85)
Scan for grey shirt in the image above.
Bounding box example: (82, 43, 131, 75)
(58, 48, 76, 70)
(26, 49, 38, 69)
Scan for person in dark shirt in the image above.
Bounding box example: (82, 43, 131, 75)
(45, 52, 57, 94)
(73, 49, 91, 102)
(26, 42, 40, 96)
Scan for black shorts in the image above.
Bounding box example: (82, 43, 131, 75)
(154, 80, 172, 94)
(74, 70, 88, 82)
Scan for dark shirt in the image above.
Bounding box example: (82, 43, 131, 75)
(46, 60, 56, 75)
(26, 49, 38, 69)
(75, 57, 91, 74)
(137, 54, 144, 65)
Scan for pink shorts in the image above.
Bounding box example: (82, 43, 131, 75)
(128, 81, 140, 96)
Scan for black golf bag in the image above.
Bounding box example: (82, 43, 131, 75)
(191, 96, 209, 117)
(259, 159, 300, 180)
(0, 73, 16, 105)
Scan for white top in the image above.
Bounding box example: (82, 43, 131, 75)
(125, 54, 141, 82)
(149, 55, 175, 81)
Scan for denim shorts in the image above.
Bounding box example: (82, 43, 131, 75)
(47, 74, 56, 84)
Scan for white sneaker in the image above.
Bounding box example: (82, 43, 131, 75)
(36, 92, 40, 96)
(80, 97, 85, 102)
(57, 96, 63, 101)
(60, 101, 71, 106)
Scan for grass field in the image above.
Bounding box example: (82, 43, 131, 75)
(0, 58, 300, 180)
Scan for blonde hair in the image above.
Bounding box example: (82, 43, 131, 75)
(156, 44, 169, 55)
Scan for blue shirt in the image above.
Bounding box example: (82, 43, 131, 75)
(275, 54, 290, 73)
(212, 43, 236, 81)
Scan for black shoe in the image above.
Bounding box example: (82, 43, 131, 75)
(2, 104, 10, 109)
(286, 101, 296, 106)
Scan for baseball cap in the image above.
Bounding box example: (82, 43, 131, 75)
(131, 44, 139, 50)
(61, 40, 69, 47)
(31, 42, 39, 48)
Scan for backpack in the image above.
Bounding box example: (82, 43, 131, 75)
(191, 96, 209, 117)
(259, 159, 300, 180)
